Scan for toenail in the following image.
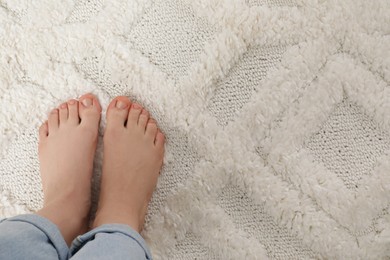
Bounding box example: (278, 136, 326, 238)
(51, 109, 58, 114)
(116, 100, 128, 109)
(68, 100, 76, 105)
(132, 103, 141, 109)
(82, 98, 93, 107)
(60, 103, 67, 109)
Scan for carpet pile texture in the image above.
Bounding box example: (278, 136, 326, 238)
(0, 0, 389, 259)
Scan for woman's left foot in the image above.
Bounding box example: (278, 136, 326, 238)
(37, 93, 101, 246)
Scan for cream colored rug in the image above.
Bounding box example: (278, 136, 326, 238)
(1, 0, 390, 259)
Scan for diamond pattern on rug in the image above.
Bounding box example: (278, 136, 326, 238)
(146, 128, 200, 221)
(306, 98, 390, 189)
(75, 56, 113, 89)
(1, 0, 389, 257)
(66, 0, 104, 23)
(128, 0, 215, 80)
(76, 55, 133, 97)
(207, 45, 286, 126)
(246, 0, 296, 7)
(0, 2, 26, 21)
(218, 185, 316, 260)
(0, 128, 42, 210)
(170, 232, 217, 260)
(75, 56, 133, 98)
(75, 56, 200, 221)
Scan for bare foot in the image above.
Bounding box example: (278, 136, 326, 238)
(37, 94, 102, 246)
(93, 96, 165, 232)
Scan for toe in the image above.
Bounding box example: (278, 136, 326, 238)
(79, 93, 102, 129)
(155, 130, 165, 149)
(127, 103, 142, 126)
(106, 96, 131, 128)
(59, 103, 68, 124)
(138, 109, 149, 131)
(67, 99, 80, 125)
(39, 121, 48, 140)
(145, 118, 158, 140)
(48, 109, 59, 132)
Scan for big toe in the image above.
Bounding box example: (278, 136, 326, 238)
(106, 96, 132, 128)
(78, 94, 102, 128)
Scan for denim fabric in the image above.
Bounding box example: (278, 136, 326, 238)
(0, 214, 151, 260)
(70, 223, 152, 259)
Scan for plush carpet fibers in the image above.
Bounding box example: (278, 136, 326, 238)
(0, 0, 390, 259)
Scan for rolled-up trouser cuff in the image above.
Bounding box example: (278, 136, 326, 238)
(70, 223, 152, 259)
(3, 214, 69, 260)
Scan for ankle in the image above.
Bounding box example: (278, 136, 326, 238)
(37, 204, 89, 246)
(45, 184, 91, 204)
(93, 206, 141, 232)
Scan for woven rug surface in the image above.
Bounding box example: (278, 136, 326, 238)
(1, 0, 390, 259)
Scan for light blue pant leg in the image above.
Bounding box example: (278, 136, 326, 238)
(69, 224, 152, 260)
(0, 214, 152, 260)
(0, 214, 69, 260)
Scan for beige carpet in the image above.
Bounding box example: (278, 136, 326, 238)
(1, 0, 390, 258)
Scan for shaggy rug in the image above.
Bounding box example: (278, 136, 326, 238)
(1, 0, 389, 259)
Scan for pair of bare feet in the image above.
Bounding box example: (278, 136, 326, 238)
(36, 94, 165, 246)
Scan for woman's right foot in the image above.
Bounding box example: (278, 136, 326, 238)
(37, 93, 102, 246)
(93, 97, 165, 232)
